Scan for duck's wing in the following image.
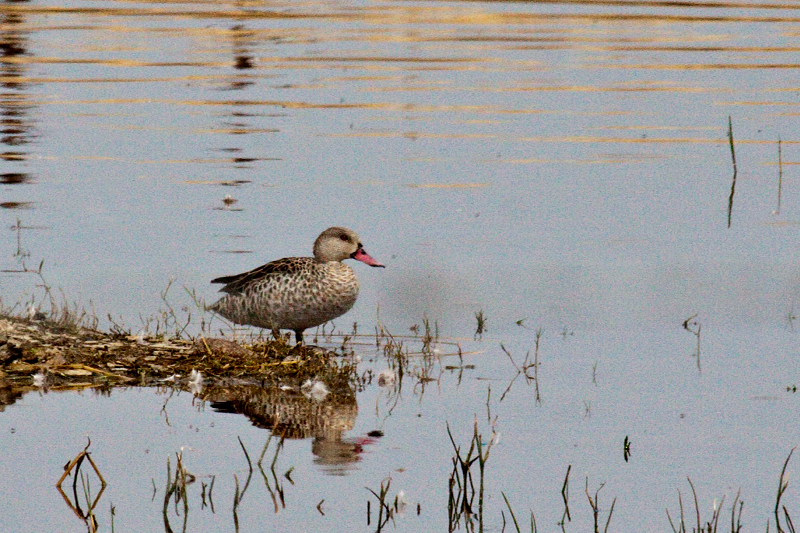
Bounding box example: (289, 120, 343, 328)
(211, 257, 308, 294)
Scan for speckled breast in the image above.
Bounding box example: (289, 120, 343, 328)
(214, 261, 360, 331)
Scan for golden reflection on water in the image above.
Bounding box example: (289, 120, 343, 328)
(0, 0, 796, 195)
(0, 2, 796, 78)
(0, 4, 36, 189)
(8, 2, 800, 24)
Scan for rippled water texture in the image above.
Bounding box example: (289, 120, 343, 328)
(1, 0, 800, 530)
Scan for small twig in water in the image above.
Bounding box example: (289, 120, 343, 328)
(731, 489, 744, 533)
(365, 477, 395, 532)
(775, 136, 783, 215)
(727, 115, 738, 228)
(667, 478, 739, 533)
(585, 476, 616, 533)
(687, 478, 701, 533)
(775, 447, 796, 533)
(559, 465, 571, 527)
(532, 328, 542, 404)
(682, 314, 702, 372)
(235, 436, 254, 503)
(446, 420, 495, 532)
(501, 492, 521, 533)
(474, 310, 486, 340)
(499, 337, 541, 403)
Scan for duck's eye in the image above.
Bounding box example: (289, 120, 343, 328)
(339, 234, 349, 242)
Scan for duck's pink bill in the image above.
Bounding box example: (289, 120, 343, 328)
(353, 247, 385, 268)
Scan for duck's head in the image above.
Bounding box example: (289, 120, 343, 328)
(313, 226, 385, 267)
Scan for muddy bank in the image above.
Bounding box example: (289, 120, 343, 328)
(0, 315, 358, 393)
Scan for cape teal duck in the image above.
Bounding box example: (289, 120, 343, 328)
(210, 227, 384, 343)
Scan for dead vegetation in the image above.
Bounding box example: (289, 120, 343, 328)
(0, 314, 357, 393)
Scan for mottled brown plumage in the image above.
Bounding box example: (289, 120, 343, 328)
(210, 227, 384, 343)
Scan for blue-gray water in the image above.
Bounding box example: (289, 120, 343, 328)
(1, 0, 800, 530)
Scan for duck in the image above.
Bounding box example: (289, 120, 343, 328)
(209, 227, 384, 343)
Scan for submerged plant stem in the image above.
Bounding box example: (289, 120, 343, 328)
(727, 115, 737, 228)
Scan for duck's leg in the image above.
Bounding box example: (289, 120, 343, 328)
(294, 329, 305, 344)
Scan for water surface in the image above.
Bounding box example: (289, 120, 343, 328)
(1, 0, 800, 530)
